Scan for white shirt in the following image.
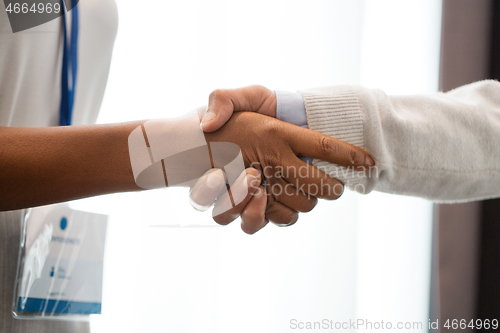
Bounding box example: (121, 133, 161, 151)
(0, 1, 118, 332)
(0, 0, 118, 127)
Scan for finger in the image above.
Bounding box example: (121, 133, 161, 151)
(212, 168, 261, 225)
(188, 168, 227, 211)
(201, 86, 276, 132)
(267, 176, 318, 212)
(284, 125, 375, 169)
(240, 186, 269, 234)
(265, 200, 299, 227)
(281, 155, 345, 200)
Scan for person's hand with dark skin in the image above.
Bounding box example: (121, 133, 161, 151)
(191, 111, 374, 234)
(189, 85, 374, 234)
(0, 86, 370, 238)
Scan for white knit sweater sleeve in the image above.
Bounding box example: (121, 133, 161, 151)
(299, 80, 500, 203)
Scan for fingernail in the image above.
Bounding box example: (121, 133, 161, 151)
(201, 112, 216, 126)
(365, 155, 375, 168)
(245, 175, 259, 189)
(247, 168, 261, 183)
(206, 170, 225, 189)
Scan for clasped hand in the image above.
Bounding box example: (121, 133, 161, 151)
(189, 86, 373, 234)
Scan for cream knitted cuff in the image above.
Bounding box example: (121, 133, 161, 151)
(299, 86, 368, 192)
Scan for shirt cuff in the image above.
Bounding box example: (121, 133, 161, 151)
(275, 90, 308, 128)
(275, 90, 311, 164)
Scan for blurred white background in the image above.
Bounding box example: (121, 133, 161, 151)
(71, 0, 441, 332)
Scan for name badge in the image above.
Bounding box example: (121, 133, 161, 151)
(13, 204, 107, 319)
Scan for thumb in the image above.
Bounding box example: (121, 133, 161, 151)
(200, 89, 235, 133)
(200, 86, 276, 132)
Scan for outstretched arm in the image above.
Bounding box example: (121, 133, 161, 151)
(0, 122, 142, 211)
(199, 82, 500, 203)
(300, 80, 500, 202)
(0, 109, 372, 220)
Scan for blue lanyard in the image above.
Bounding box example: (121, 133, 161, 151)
(59, 0, 79, 126)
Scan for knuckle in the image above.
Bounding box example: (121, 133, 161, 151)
(250, 85, 270, 97)
(319, 136, 336, 157)
(262, 118, 283, 138)
(263, 154, 281, 169)
(351, 148, 366, 166)
(349, 149, 357, 165)
(253, 84, 267, 91)
(209, 89, 226, 102)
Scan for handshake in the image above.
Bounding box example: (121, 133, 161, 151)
(129, 86, 374, 234)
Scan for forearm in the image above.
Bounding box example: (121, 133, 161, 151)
(0, 122, 143, 211)
(300, 80, 500, 202)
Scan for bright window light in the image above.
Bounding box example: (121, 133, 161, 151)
(70, 1, 441, 332)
